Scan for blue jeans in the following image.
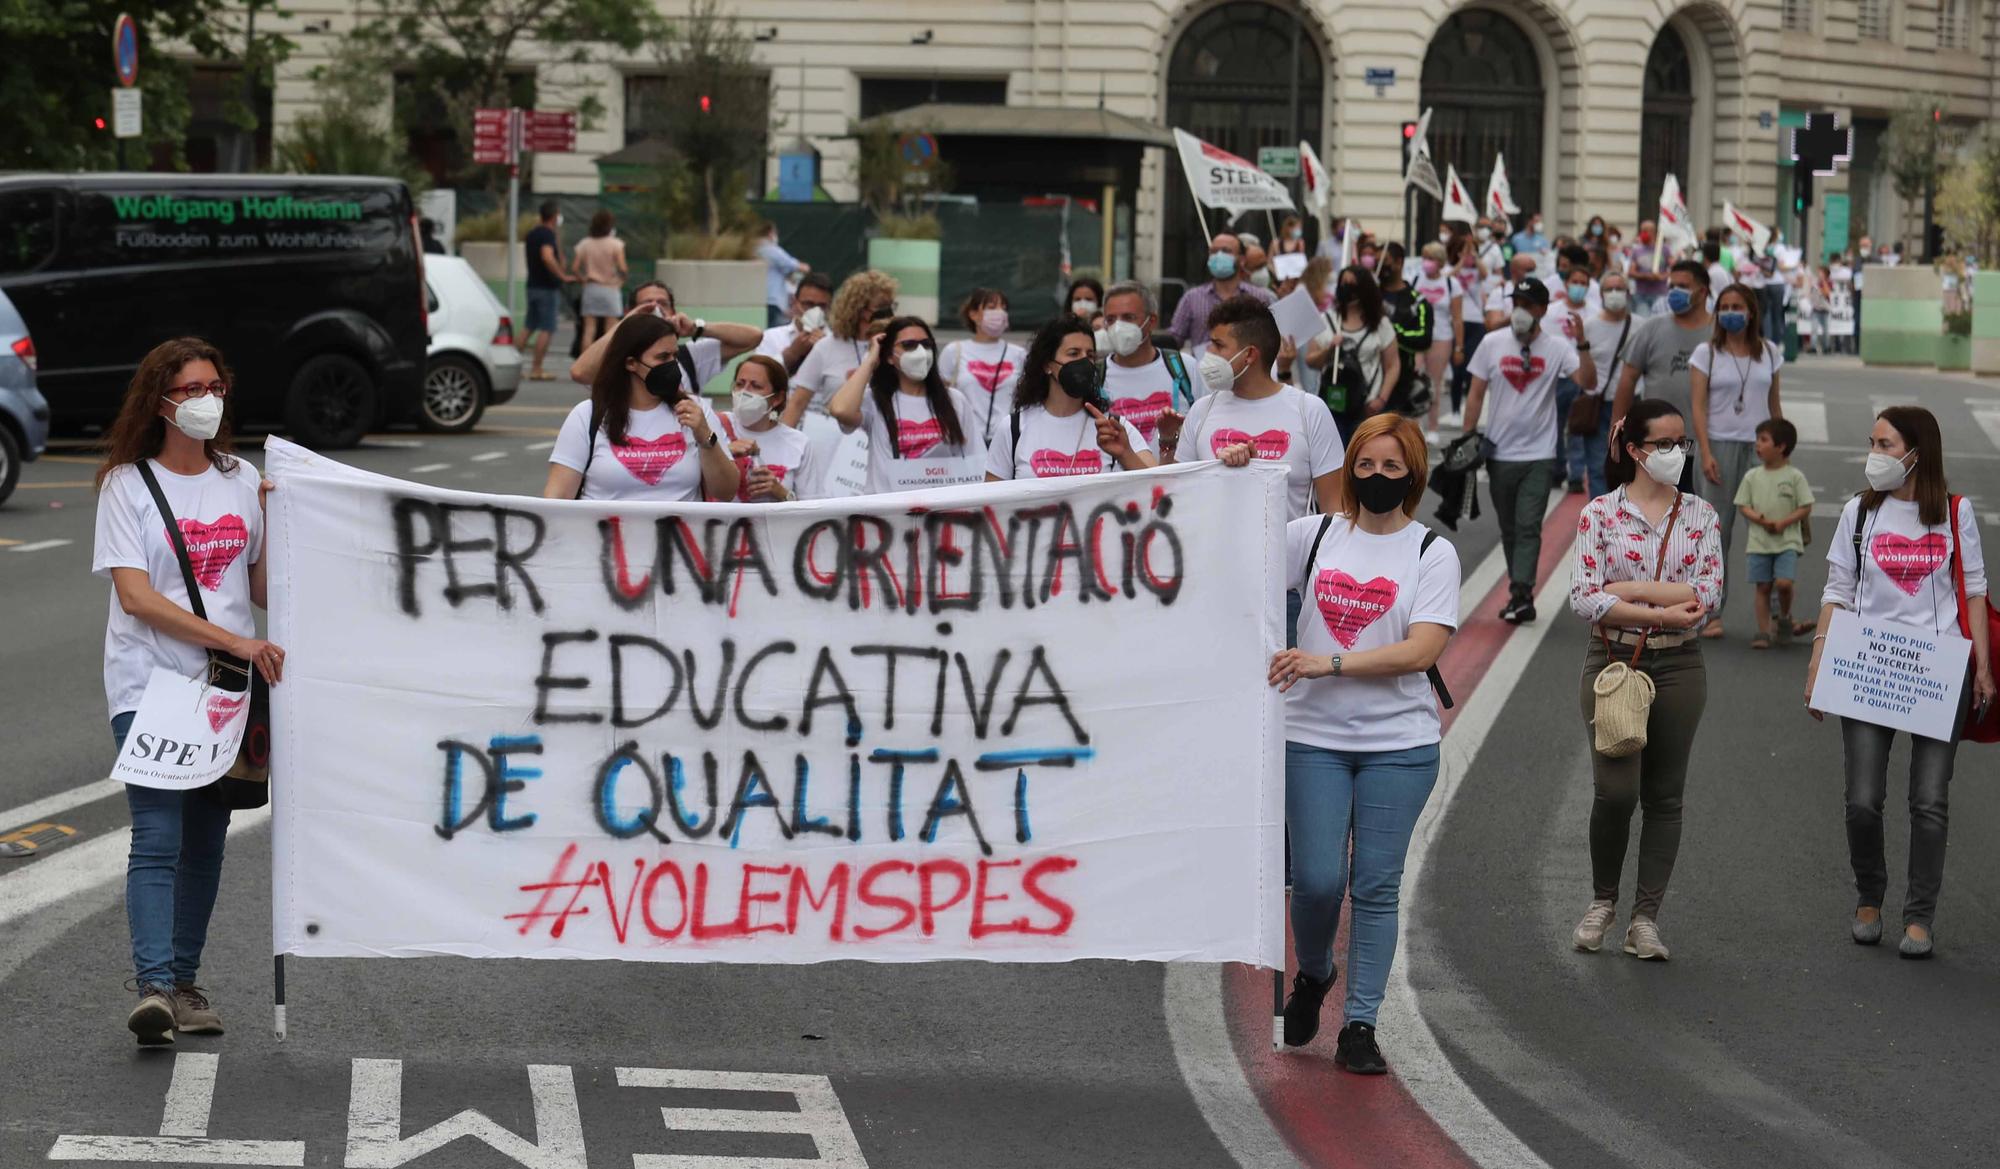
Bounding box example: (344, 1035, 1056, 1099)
(1578, 396, 1612, 499)
(114, 712, 233, 990)
(1553, 377, 1586, 486)
(1286, 588, 1302, 650)
(1286, 740, 1440, 1026)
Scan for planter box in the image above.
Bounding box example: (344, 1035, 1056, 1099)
(1938, 333, 1972, 371)
(459, 241, 511, 283)
(1972, 272, 2000, 375)
(1860, 264, 1943, 368)
(868, 238, 942, 326)
(655, 259, 766, 327)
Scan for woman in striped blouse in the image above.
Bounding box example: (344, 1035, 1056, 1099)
(1566, 398, 1723, 962)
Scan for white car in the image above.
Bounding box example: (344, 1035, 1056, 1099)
(423, 255, 522, 432)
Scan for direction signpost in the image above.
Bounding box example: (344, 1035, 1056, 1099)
(474, 108, 577, 320)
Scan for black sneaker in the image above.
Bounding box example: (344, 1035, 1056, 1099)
(1281, 970, 1337, 1047)
(1500, 589, 1536, 624)
(1334, 1022, 1388, 1075)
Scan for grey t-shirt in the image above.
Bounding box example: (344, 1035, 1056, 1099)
(1621, 313, 1710, 415)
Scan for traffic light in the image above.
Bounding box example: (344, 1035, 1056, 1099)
(1401, 120, 1418, 163)
(699, 94, 711, 114)
(93, 116, 107, 130)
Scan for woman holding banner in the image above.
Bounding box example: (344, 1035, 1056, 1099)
(1806, 406, 1993, 959)
(1268, 413, 1459, 1075)
(829, 316, 986, 495)
(93, 337, 284, 1046)
(719, 355, 815, 502)
(985, 315, 1153, 481)
(543, 312, 739, 503)
(788, 270, 899, 495)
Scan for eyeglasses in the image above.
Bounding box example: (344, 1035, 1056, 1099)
(1635, 438, 1695, 455)
(893, 339, 930, 353)
(165, 380, 229, 399)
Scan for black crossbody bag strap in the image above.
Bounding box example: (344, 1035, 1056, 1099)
(577, 403, 605, 500)
(136, 461, 210, 623)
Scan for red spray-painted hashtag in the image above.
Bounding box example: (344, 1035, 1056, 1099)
(505, 843, 595, 938)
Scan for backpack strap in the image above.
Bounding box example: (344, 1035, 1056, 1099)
(577, 402, 604, 500)
(1417, 528, 1455, 710)
(1010, 407, 1023, 475)
(1161, 348, 1193, 412)
(676, 345, 701, 391)
(135, 461, 209, 622)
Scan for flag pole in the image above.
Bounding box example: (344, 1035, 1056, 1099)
(1174, 138, 1214, 246)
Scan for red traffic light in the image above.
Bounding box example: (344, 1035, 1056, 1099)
(699, 94, 711, 114)
(94, 117, 107, 130)
(1402, 121, 1418, 139)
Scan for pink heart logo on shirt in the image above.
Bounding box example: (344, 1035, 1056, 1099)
(1870, 532, 1948, 596)
(171, 515, 249, 591)
(1111, 392, 1173, 441)
(610, 433, 688, 485)
(1314, 570, 1400, 649)
(1211, 428, 1291, 460)
(965, 358, 1015, 388)
(898, 417, 944, 457)
(1028, 449, 1104, 478)
(1499, 354, 1547, 392)
(205, 691, 246, 733)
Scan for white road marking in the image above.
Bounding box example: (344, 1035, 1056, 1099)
(1973, 409, 2000, 455)
(365, 439, 425, 450)
(0, 808, 268, 930)
(1162, 966, 1303, 1169)
(524, 441, 555, 452)
(0, 778, 121, 833)
(48, 1052, 307, 1165)
(346, 1060, 584, 1169)
(8, 539, 73, 553)
(408, 464, 451, 474)
(470, 451, 508, 463)
(1786, 399, 1829, 445)
(616, 1067, 869, 1168)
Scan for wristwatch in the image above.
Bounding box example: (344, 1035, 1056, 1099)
(692, 318, 707, 341)
(1330, 654, 1343, 677)
(703, 430, 719, 448)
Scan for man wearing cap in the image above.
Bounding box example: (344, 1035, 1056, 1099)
(1460, 278, 1596, 623)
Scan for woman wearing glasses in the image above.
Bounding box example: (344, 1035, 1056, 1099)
(1566, 398, 1721, 962)
(92, 338, 284, 1045)
(829, 315, 986, 494)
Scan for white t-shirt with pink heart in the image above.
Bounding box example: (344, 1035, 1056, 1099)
(938, 339, 1022, 447)
(93, 458, 265, 720)
(1103, 351, 1196, 448)
(719, 412, 817, 502)
(1284, 515, 1461, 752)
(550, 397, 727, 502)
(984, 404, 1149, 481)
(1823, 494, 1988, 631)
(1466, 326, 1581, 463)
(1173, 384, 1345, 521)
(1411, 273, 1463, 341)
(855, 386, 986, 496)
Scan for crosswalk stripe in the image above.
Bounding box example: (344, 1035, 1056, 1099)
(1972, 409, 2000, 456)
(7, 539, 72, 553)
(1787, 400, 1828, 445)
(470, 451, 507, 462)
(409, 463, 451, 474)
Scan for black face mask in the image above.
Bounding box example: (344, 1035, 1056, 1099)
(1056, 357, 1105, 409)
(642, 358, 684, 403)
(1352, 471, 1412, 516)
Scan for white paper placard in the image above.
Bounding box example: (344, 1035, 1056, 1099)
(1271, 253, 1308, 282)
(1812, 610, 1970, 741)
(263, 437, 1288, 968)
(111, 666, 249, 790)
(1269, 286, 1327, 354)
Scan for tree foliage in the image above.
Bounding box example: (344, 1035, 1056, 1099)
(272, 41, 430, 192)
(1937, 135, 2000, 265)
(1883, 93, 1958, 204)
(646, 0, 772, 237)
(0, 0, 291, 170)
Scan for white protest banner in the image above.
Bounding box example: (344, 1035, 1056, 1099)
(265, 437, 1287, 967)
(111, 666, 249, 790)
(1174, 128, 1296, 219)
(1811, 610, 1970, 742)
(1442, 164, 1480, 226)
(1724, 201, 1773, 252)
(1486, 153, 1520, 220)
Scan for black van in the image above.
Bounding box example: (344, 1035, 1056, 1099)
(0, 173, 426, 448)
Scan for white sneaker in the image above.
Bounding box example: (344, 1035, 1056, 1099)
(1441, 409, 1463, 427)
(1623, 916, 1670, 961)
(1572, 900, 1617, 952)
(1425, 428, 1441, 447)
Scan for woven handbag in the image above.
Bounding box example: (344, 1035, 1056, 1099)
(1590, 494, 1682, 759)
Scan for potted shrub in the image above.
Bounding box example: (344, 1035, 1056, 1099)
(454, 209, 540, 285)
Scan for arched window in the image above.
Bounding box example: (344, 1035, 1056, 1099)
(1639, 25, 1694, 227)
(1164, 2, 1324, 284)
(1420, 10, 1544, 237)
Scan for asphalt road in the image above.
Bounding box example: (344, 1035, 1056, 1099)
(4, 343, 1994, 1168)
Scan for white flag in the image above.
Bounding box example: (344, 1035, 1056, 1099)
(1173, 128, 1296, 218)
(1339, 219, 1356, 270)
(1442, 164, 1480, 225)
(1403, 109, 1442, 201)
(1723, 201, 1773, 252)
(1658, 174, 1696, 251)
(1298, 140, 1332, 217)
(1486, 153, 1520, 219)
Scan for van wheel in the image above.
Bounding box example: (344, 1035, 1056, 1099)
(421, 354, 487, 433)
(0, 427, 19, 507)
(286, 353, 376, 449)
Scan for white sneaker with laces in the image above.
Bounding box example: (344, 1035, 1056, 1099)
(1623, 916, 1670, 961)
(1572, 900, 1617, 952)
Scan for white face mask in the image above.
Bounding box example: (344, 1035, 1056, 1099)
(1602, 289, 1630, 313)
(1864, 450, 1915, 492)
(731, 389, 771, 425)
(1476, 226, 1492, 242)
(1071, 298, 1099, 316)
(1197, 348, 1246, 394)
(1510, 306, 1536, 337)
(798, 305, 827, 332)
(1093, 327, 1111, 353)
(1248, 268, 1273, 288)
(980, 308, 1009, 336)
(1107, 319, 1146, 357)
(896, 345, 934, 382)
(1641, 444, 1688, 486)
(167, 394, 224, 441)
